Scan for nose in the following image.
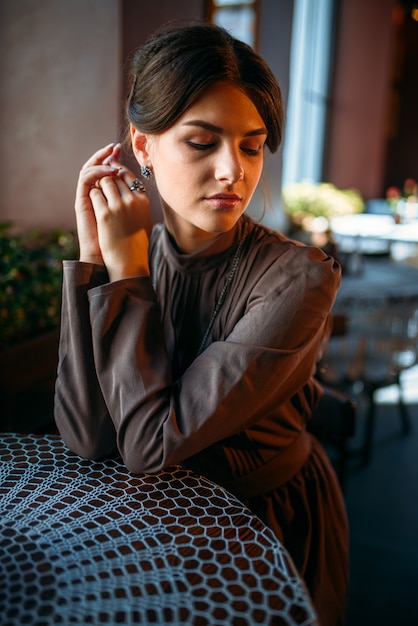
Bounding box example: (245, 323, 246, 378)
(215, 144, 244, 184)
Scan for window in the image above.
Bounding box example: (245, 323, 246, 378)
(206, 0, 259, 49)
(282, 0, 337, 185)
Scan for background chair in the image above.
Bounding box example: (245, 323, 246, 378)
(308, 384, 356, 490)
(317, 294, 418, 465)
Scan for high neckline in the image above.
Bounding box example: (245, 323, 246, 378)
(160, 216, 248, 273)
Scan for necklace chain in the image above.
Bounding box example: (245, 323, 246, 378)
(152, 221, 248, 356)
(197, 222, 248, 355)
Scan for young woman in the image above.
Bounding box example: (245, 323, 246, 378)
(55, 21, 348, 625)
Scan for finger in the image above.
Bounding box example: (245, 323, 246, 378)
(103, 172, 147, 199)
(115, 168, 147, 194)
(103, 143, 122, 166)
(96, 174, 136, 205)
(91, 175, 153, 239)
(92, 176, 126, 210)
(88, 186, 106, 205)
(82, 143, 118, 169)
(128, 178, 146, 193)
(96, 165, 145, 195)
(77, 165, 120, 198)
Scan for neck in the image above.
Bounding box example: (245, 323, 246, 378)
(162, 209, 241, 255)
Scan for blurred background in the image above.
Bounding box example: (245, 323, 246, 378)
(0, 2, 417, 625)
(1, 0, 417, 231)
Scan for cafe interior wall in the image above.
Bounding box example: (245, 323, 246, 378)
(0, 0, 121, 233)
(0, 0, 292, 234)
(0, 0, 413, 233)
(323, 0, 417, 200)
(0, 0, 206, 233)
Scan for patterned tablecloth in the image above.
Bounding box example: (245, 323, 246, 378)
(0, 433, 317, 626)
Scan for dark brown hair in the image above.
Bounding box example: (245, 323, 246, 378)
(126, 21, 284, 153)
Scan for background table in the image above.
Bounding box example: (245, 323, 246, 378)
(334, 255, 418, 304)
(0, 433, 317, 626)
(319, 256, 418, 463)
(331, 214, 418, 256)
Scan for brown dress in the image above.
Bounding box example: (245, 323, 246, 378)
(55, 214, 349, 626)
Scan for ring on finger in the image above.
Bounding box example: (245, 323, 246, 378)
(130, 178, 146, 193)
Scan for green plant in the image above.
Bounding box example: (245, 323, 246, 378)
(282, 181, 365, 231)
(0, 222, 78, 350)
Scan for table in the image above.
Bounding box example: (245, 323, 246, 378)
(334, 256, 418, 304)
(320, 257, 418, 463)
(326, 257, 418, 386)
(331, 213, 418, 256)
(0, 433, 317, 626)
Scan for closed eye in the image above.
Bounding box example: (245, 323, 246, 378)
(187, 141, 263, 155)
(242, 146, 262, 156)
(187, 141, 215, 151)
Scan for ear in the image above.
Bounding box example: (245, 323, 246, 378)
(130, 125, 152, 167)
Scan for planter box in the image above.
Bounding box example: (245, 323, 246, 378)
(0, 328, 60, 433)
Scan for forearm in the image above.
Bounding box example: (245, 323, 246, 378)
(54, 261, 116, 459)
(87, 275, 329, 475)
(88, 276, 173, 471)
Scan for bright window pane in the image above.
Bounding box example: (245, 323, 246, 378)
(213, 7, 256, 47)
(214, 0, 254, 6)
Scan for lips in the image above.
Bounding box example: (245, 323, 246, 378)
(205, 193, 242, 209)
(207, 193, 241, 200)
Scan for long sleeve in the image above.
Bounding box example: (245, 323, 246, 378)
(57, 219, 339, 473)
(54, 262, 117, 459)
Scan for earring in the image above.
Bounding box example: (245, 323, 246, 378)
(140, 165, 153, 179)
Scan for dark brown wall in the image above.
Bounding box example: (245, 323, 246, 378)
(324, 0, 397, 199)
(383, 4, 418, 191)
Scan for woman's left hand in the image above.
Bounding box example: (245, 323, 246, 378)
(89, 153, 153, 282)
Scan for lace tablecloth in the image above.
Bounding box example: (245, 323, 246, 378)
(0, 433, 317, 625)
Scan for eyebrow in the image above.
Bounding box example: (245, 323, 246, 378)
(182, 120, 268, 137)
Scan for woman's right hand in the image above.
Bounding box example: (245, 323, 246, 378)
(75, 143, 122, 265)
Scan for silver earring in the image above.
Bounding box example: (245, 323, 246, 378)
(141, 165, 153, 179)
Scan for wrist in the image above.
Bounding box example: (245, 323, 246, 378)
(107, 263, 150, 282)
(79, 254, 105, 266)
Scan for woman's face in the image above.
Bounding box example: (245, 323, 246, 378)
(134, 82, 267, 252)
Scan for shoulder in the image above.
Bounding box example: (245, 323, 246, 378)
(245, 217, 341, 279)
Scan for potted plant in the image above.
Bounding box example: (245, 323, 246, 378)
(282, 181, 365, 247)
(0, 222, 78, 432)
